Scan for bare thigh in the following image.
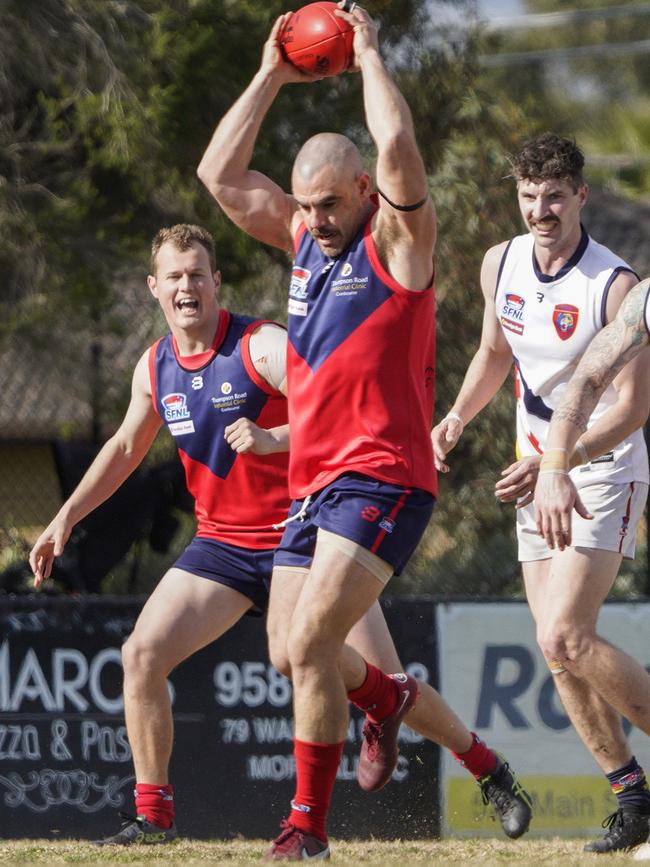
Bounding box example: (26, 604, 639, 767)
(524, 547, 622, 633)
(289, 537, 386, 653)
(130, 567, 253, 673)
(269, 570, 393, 672)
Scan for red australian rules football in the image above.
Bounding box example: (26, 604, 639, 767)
(280, 2, 355, 77)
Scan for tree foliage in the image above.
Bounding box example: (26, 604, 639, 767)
(479, 0, 650, 197)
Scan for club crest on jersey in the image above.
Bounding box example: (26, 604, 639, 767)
(553, 304, 579, 340)
(290, 266, 311, 300)
(162, 392, 190, 422)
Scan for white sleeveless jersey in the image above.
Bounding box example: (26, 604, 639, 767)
(495, 230, 648, 487)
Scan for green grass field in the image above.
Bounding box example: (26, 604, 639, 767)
(0, 838, 645, 866)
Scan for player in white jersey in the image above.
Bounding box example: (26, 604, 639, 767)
(497, 231, 648, 560)
(432, 133, 650, 854)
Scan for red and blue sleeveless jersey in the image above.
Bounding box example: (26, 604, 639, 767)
(148, 309, 290, 549)
(287, 206, 437, 499)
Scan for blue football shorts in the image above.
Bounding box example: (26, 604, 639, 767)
(273, 472, 435, 576)
(174, 536, 274, 616)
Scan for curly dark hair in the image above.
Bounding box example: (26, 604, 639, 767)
(150, 224, 217, 274)
(509, 133, 585, 191)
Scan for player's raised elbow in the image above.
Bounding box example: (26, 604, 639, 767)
(196, 160, 225, 200)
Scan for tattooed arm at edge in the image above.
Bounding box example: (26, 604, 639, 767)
(546, 278, 650, 450)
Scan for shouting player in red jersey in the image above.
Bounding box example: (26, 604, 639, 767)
(29, 224, 291, 844)
(198, 3, 531, 859)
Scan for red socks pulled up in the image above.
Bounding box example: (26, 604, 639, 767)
(134, 782, 174, 829)
(452, 732, 498, 780)
(347, 662, 399, 723)
(289, 739, 344, 842)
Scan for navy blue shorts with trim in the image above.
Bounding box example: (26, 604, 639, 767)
(273, 473, 435, 576)
(174, 536, 274, 616)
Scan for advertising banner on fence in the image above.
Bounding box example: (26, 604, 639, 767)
(0, 595, 440, 840)
(437, 601, 650, 838)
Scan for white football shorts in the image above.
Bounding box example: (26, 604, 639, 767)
(517, 481, 648, 562)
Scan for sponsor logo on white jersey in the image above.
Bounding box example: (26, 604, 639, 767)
(501, 316, 524, 336)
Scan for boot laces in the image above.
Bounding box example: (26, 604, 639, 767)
(361, 719, 383, 760)
(600, 810, 625, 841)
(273, 819, 299, 845)
(480, 763, 517, 812)
(117, 811, 143, 829)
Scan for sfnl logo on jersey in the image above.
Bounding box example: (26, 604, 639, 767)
(553, 304, 579, 340)
(162, 392, 195, 436)
(288, 265, 310, 317)
(500, 293, 526, 335)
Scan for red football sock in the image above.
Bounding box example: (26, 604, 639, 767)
(451, 733, 498, 780)
(347, 662, 399, 723)
(134, 782, 174, 829)
(288, 739, 344, 842)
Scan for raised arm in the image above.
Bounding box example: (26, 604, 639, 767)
(337, 4, 435, 290)
(29, 351, 162, 586)
(197, 15, 312, 253)
(534, 277, 650, 549)
(431, 243, 513, 471)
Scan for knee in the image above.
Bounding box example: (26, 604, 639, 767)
(286, 620, 334, 673)
(267, 611, 292, 678)
(537, 621, 594, 667)
(267, 631, 291, 679)
(121, 633, 168, 683)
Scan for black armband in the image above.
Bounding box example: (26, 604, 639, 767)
(377, 187, 429, 212)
